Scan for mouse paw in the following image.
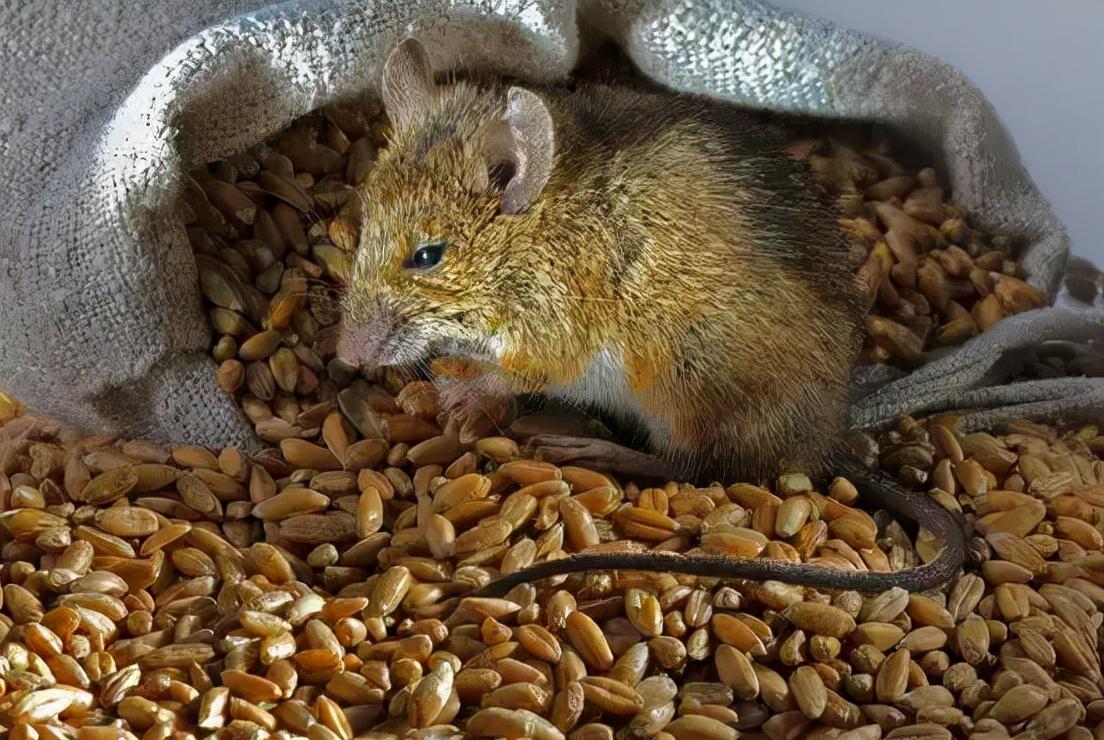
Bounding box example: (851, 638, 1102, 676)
(435, 375, 512, 443)
(523, 434, 675, 483)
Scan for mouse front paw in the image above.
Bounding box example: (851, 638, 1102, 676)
(434, 374, 513, 443)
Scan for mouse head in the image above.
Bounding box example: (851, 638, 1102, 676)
(339, 37, 557, 370)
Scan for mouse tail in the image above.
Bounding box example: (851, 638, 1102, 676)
(467, 452, 968, 599)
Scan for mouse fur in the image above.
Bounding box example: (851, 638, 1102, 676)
(339, 38, 864, 484)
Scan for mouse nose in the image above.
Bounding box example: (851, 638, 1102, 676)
(336, 311, 396, 370)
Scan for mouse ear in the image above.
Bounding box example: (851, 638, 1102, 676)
(381, 37, 436, 131)
(495, 87, 555, 215)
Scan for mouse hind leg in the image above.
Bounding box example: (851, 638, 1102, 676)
(506, 403, 681, 483)
(521, 433, 678, 482)
(510, 396, 740, 486)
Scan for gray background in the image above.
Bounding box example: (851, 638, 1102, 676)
(775, 0, 1104, 266)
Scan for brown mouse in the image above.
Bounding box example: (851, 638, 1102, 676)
(339, 38, 965, 594)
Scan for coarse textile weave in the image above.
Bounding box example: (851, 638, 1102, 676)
(1, 0, 1100, 447)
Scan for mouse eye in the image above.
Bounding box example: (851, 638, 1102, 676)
(406, 241, 447, 270)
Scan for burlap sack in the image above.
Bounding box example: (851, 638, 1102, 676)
(1, 0, 1101, 448)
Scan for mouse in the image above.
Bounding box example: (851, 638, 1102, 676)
(337, 38, 966, 594)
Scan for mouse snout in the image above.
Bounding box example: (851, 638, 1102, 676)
(336, 307, 398, 370)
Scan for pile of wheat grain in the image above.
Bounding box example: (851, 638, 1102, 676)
(802, 134, 1047, 369)
(0, 395, 1100, 738)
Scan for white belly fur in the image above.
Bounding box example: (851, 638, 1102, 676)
(545, 346, 668, 444)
